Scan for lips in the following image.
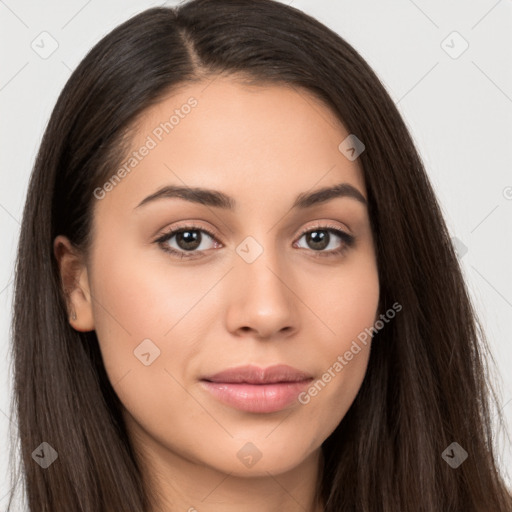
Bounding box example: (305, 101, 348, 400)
(201, 364, 313, 384)
(199, 364, 314, 413)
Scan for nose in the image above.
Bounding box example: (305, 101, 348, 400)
(224, 242, 300, 340)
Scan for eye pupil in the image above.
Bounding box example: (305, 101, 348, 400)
(177, 230, 201, 251)
(307, 230, 329, 250)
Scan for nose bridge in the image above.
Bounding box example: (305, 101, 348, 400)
(234, 230, 287, 286)
(225, 232, 298, 336)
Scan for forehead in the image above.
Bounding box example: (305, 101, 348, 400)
(97, 76, 366, 214)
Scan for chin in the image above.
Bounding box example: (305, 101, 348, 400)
(202, 439, 317, 477)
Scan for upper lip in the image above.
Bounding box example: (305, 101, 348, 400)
(201, 364, 313, 384)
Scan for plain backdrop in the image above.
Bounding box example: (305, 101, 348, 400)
(1, 0, 511, 507)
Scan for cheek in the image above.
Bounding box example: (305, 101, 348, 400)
(297, 345, 370, 450)
(88, 249, 205, 439)
(310, 250, 380, 348)
(297, 256, 379, 431)
(88, 238, 229, 404)
(296, 323, 373, 448)
(87, 241, 193, 384)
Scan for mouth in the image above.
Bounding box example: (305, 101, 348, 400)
(199, 364, 313, 413)
(201, 363, 313, 384)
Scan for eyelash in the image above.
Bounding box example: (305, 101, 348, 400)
(154, 222, 355, 260)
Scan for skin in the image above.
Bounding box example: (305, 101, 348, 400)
(54, 76, 380, 512)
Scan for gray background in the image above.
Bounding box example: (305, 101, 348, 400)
(1, 0, 511, 507)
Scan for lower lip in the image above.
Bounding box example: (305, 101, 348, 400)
(200, 380, 312, 413)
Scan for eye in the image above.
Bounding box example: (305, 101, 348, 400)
(154, 222, 355, 260)
(155, 223, 219, 259)
(294, 223, 355, 258)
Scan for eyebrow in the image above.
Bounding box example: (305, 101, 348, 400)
(134, 182, 367, 211)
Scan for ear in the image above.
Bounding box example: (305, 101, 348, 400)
(53, 235, 95, 332)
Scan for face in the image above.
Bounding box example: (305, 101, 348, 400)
(56, 76, 379, 480)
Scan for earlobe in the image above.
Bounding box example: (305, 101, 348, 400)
(53, 235, 95, 332)
(68, 273, 95, 332)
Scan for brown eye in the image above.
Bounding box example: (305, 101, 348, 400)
(303, 230, 330, 250)
(155, 224, 218, 259)
(295, 225, 355, 258)
(173, 229, 202, 251)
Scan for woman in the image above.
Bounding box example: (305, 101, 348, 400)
(7, 0, 511, 510)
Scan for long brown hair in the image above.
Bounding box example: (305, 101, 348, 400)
(7, 0, 511, 510)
